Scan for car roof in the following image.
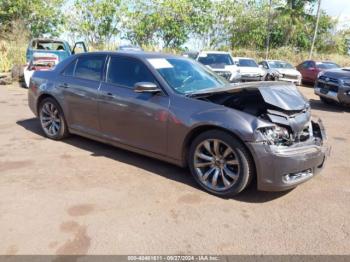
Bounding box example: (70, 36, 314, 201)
(199, 51, 230, 54)
(76, 51, 181, 60)
(31, 38, 67, 43)
(232, 57, 256, 60)
(264, 60, 288, 62)
(301, 60, 337, 64)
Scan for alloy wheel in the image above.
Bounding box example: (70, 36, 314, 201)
(193, 139, 240, 191)
(40, 102, 61, 137)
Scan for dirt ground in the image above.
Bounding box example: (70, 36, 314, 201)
(0, 82, 349, 255)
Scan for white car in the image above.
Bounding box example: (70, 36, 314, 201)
(259, 60, 302, 85)
(196, 51, 241, 82)
(231, 57, 265, 82)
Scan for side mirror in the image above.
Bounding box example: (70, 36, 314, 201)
(134, 82, 161, 94)
(259, 65, 263, 69)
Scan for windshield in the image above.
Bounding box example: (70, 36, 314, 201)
(268, 61, 294, 69)
(316, 62, 340, 69)
(197, 53, 234, 66)
(237, 59, 258, 67)
(147, 58, 228, 94)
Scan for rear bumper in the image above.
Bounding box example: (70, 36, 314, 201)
(248, 120, 329, 191)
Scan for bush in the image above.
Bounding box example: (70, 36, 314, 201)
(0, 40, 27, 72)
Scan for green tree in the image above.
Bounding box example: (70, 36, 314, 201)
(0, 0, 65, 39)
(123, 0, 212, 49)
(275, 0, 317, 47)
(123, 0, 161, 47)
(69, 0, 122, 47)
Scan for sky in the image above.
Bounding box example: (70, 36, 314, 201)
(321, 0, 350, 29)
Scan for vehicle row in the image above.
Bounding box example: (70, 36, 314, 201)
(184, 51, 344, 86)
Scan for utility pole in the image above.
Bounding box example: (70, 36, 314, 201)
(309, 0, 322, 59)
(265, 0, 272, 60)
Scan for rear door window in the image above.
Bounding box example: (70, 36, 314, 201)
(75, 56, 106, 81)
(106, 56, 156, 88)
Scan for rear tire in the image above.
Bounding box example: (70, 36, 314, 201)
(188, 130, 254, 197)
(39, 98, 69, 140)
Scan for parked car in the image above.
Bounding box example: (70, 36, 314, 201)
(259, 60, 302, 85)
(24, 38, 87, 87)
(196, 51, 241, 82)
(296, 60, 340, 84)
(117, 45, 143, 51)
(314, 68, 350, 106)
(28, 51, 329, 197)
(232, 57, 265, 82)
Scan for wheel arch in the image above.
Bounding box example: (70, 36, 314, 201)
(181, 125, 256, 171)
(36, 93, 62, 115)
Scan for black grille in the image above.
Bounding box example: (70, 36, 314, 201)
(317, 82, 339, 92)
(319, 75, 339, 85)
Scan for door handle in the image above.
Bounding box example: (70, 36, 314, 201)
(59, 83, 69, 88)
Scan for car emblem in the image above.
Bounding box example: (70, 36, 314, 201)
(325, 77, 330, 82)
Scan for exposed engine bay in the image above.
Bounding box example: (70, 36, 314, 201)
(192, 83, 320, 147)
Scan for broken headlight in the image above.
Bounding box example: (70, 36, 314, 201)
(258, 126, 291, 146)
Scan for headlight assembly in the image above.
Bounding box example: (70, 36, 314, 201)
(340, 78, 350, 87)
(258, 126, 291, 146)
(317, 71, 325, 79)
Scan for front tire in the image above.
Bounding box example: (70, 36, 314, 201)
(39, 98, 69, 140)
(188, 130, 254, 197)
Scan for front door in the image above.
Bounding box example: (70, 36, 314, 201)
(98, 55, 169, 155)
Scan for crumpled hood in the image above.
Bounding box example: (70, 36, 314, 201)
(258, 84, 307, 111)
(191, 82, 310, 133)
(190, 82, 309, 112)
(274, 68, 301, 76)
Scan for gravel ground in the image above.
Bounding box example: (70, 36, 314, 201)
(0, 83, 349, 255)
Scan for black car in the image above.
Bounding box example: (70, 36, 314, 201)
(315, 68, 350, 106)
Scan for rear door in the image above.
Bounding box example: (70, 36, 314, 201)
(98, 55, 169, 155)
(56, 54, 107, 135)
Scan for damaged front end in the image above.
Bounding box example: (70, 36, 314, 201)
(191, 82, 330, 191)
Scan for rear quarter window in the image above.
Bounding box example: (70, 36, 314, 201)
(62, 59, 77, 77)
